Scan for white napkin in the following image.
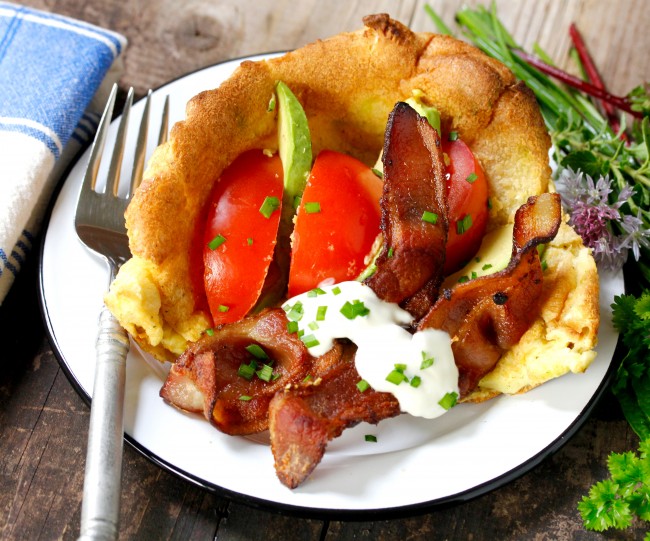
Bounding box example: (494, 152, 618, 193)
(0, 2, 127, 303)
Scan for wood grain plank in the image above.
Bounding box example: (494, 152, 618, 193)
(413, 0, 650, 94)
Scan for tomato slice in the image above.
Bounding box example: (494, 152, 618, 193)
(288, 150, 383, 297)
(204, 149, 284, 324)
(443, 139, 489, 274)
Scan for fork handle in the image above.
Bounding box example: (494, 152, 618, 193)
(78, 305, 130, 541)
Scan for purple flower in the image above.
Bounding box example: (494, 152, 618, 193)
(556, 167, 643, 272)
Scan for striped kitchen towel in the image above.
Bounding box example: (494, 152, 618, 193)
(0, 2, 127, 304)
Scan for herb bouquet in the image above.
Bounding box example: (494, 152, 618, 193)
(426, 3, 650, 536)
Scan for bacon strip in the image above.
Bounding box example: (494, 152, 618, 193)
(418, 193, 562, 397)
(364, 101, 448, 320)
(268, 341, 401, 488)
(160, 309, 311, 435)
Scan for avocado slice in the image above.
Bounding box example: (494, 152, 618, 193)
(442, 224, 514, 288)
(276, 81, 312, 205)
(405, 95, 441, 135)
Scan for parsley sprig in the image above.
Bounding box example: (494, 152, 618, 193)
(578, 438, 650, 535)
(611, 292, 650, 440)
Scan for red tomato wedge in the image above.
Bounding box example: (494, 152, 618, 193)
(204, 149, 284, 324)
(443, 138, 489, 274)
(288, 150, 383, 297)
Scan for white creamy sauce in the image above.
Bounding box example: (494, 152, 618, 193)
(282, 281, 459, 419)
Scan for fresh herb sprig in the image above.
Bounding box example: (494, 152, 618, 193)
(427, 3, 650, 286)
(611, 292, 650, 440)
(577, 437, 650, 535)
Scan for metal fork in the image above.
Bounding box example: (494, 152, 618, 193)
(75, 83, 169, 541)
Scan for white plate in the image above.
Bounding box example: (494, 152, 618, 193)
(39, 55, 623, 517)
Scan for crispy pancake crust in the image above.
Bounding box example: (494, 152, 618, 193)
(105, 14, 598, 397)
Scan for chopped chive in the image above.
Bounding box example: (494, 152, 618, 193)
(466, 172, 478, 183)
(307, 287, 326, 297)
(286, 301, 304, 322)
(365, 434, 378, 443)
(287, 320, 299, 334)
(387, 246, 394, 258)
(541, 260, 548, 271)
(332, 286, 342, 295)
(421, 210, 439, 224)
(474, 256, 481, 263)
(316, 305, 327, 321)
(246, 344, 268, 360)
(340, 300, 370, 320)
(293, 195, 302, 208)
(297, 329, 305, 338)
(303, 374, 312, 383)
(304, 201, 321, 214)
(259, 196, 280, 218)
(218, 304, 230, 313)
(205, 328, 215, 336)
(356, 379, 370, 392)
(267, 92, 276, 112)
(421, 352, 434, 370)
(239, 395, 253, 401)
(308, 321, 319, 330)
(238, 362, 256, 381)
(247, 237, 253, 246)
(256, 364, 274, 382)
(471, 271, 478, 280)
(456, 214, 473, 234)
(394, 363, 407, 373)
(482, 263, 493, 271)
(448, 131, 458, 141)
(438, 391, 458, 410)
(457, 275, 469, 283)
(487, 198, 492, 210)
(410, 375, 422, 388)
(301, 334, 320, 348)
(208, 234, 226, 250)
(372, 168, 384, 179)
(386, 369, 408, 385)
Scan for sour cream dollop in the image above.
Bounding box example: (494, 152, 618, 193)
(282, 281, 459, 419)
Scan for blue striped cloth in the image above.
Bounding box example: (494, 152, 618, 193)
(0, 2, 126, 303)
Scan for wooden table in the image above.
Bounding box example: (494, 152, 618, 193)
(3, 0, 650, 539)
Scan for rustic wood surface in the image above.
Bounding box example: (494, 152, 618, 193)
(3, 0, 650, 539)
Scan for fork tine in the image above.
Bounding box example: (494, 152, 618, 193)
(158, 94, 170, 146)
(129, 90, 151, 194)
(82, 83, 118, 192)
(106, 87, 134, 197)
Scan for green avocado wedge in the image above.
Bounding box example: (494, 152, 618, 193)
(442, 224, 514, 288)
(405, 95, 441, 135)
(276, 81, 312, 206)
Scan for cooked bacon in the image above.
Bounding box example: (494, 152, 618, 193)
(160, 308, 311, 435)
(268, 340, 401, 488)
(364, 101, 448, 320)
(418, 193, 562, 397)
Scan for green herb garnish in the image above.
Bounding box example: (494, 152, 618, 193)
(207, 234, 226, 250)
(259, 196, 280, 218)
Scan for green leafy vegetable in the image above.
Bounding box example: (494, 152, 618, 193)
(578, 438, 650, 533)
(611, 292, 650, 440)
